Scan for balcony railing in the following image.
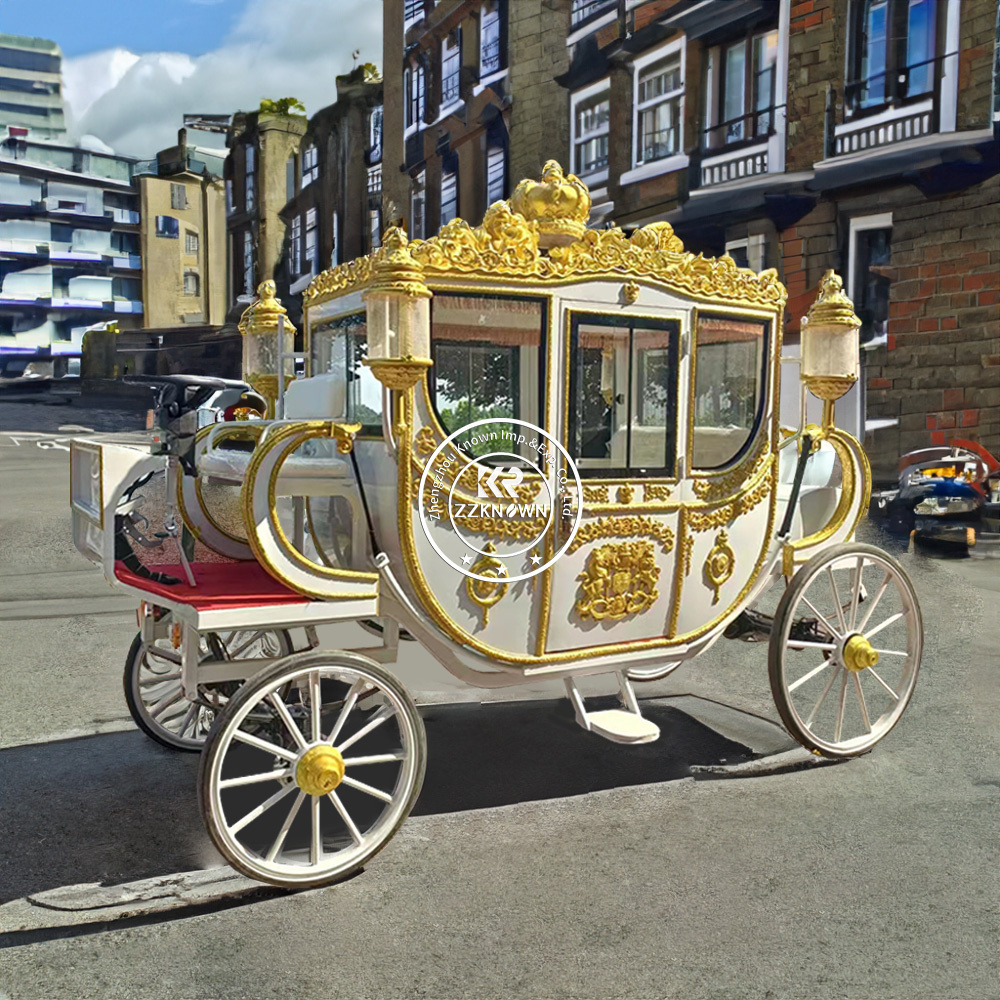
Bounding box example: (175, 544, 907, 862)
(481, 34, 502, 76)
(702, 106, 776, 152)
(571, 0, 615, 28)
(441, 71, 460, 107)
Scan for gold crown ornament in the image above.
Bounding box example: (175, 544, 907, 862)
(510, 159, 592, 247)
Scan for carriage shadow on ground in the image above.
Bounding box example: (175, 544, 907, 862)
(0, 699, 752, 903)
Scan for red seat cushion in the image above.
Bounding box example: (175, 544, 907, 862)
(115, 561, 311, 610)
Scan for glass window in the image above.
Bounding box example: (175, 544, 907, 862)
(290, 215, 301, 274)
(440, 168, 458, 225)
(312, 312, 382, 435)
(245, 146, 255, 211)
(691, 316, 767, 469)
(405, 65, 426, 129)
(569, 315, 679, 475)
(184, 230, 199, 255)
(301, 145, 318, 187)
(860, 0, 888, 108)
(330, 210, 339, 266)
(430, 294, 544, 451)
(442, 31, 461, 107)
(486, 145, 505, 203)
(410, 169, 426, 239)
(183, 271, 199, 295)
(369, 106, 383, 161)
(905, 0, 936, 97)
(636, 53, 683, 164)
(242, 230, 254, 294)
(225, 179, 234, 215)
(481, 3, 502, 75)
(155, 215, 179, 238)
(853, 227, 892, 346)
(170, 183, 188, 210)
(706, 28, 778, 147)
(305, 207, 318, 272)
(573, 90, 610, 177)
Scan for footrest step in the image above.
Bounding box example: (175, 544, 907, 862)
(586, 709, 660, 745)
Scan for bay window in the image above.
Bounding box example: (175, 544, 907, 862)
(572, 86, 610, 180)
(405, 64, 426, 130)
(442, 31, 461, 108)
(480, 2, 502, 76)
(705, 28, 778, 148)
(635, 48, 684, 165)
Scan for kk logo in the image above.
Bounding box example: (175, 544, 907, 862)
(477, 465, 523, 499)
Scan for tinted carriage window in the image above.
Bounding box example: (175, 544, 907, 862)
(691, 315, 767, 469)
(569, 314, 679, 476)
(312, 312, 382, 435)
(430, 294, 544, 455)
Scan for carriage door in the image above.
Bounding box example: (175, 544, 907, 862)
(543, 312, 680, 653)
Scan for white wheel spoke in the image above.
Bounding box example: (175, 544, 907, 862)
(867, 667, 900, 701)
(310, 670, 322, 743)
(848, 556, 865, 630)
(873, 648, 908, 657)
(266, 693, 308, 750)
(232, 729, 299, 762)
(149, 689, 183, 719)
(229, 782, 296, 835)
(343, 751, 405, 766)
(787, 640, 837, 651)
(220, 767, 293, 789)
(139, 671, 181, 686)
(857, 571, 891, 633)
(310, 795, 322, 865)
(175, 703, 198, 737)
(852, 672, 871, 733)
(834, 671, 848, 743)
(865, 611, 905, 641)
(800, 596, 842, 640)
(341, 774, 393, 803)
(337, 705, 395, 753)
(788, 658, 834, 692)
(805, 666, 841, 728)
(826, 567, 847, 633)
(266, 791, 305, 862)
(326, 679, 367, 745)
(327, 789, 363, 845)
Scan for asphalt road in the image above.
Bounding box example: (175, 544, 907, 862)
(0, 422, 997, 1000)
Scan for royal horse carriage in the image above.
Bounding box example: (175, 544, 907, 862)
(70, 161, 922, 889)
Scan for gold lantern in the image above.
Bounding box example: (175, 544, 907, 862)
(800, 270, 862, 428)
(362, 227, 433, 390)
(239, 280, 296, 417)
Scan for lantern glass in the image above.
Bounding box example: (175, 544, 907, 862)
(801, 319, 859, 384)
(365, 291, 430, 362)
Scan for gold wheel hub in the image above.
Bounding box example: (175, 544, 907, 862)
(843, 634, 879, 673)
(296, 745, 345, 796)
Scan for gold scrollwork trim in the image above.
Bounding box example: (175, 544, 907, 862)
(687, 463, 774, 532)
(567, 515, 675, 555)
(691, 433, 770, 503)
(704, 530, 736, 604)
(465, 542, 509, 625)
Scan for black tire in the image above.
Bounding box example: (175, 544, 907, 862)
(123, 625, 293, 752)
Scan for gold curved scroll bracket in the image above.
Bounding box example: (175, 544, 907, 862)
(465, 542, 509, 625)
(704, 530, 736, 604)
(575, 540, 661, 621)
(781, 427, 871, 577)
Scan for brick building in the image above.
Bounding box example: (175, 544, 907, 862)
(558, 0, 998, 479)
(381, 0, 570, 239)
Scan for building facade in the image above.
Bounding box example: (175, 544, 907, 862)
(0, 33, 66, 139)
(134, 128, 228, 328)
(381, 0, 571, 239)
(0, 133, 142, 358)
(558, 0, 999, 479)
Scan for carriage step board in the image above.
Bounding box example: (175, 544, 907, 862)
(585, 709, 661, 744)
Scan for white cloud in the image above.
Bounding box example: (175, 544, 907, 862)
(63, 0, 383, 158)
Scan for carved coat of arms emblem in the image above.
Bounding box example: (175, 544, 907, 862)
(575, 540, 660, 621)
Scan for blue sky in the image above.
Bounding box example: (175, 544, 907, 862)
(1, 0, 240, 57)
(0, 0, 383, 157)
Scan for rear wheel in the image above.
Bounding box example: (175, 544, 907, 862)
(769, 543, 922, 758)
(124, 622, 292, 751)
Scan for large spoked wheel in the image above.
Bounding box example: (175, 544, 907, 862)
(770, 542, 922, 758)
(124, 624, 293, 751)
(199, 650, 426, 888)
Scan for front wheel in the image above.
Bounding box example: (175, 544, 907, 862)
(124, 623, 293, 751)
(769, 543, 922, 758)
(199, 651, 426, 888)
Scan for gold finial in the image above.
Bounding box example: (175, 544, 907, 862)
(367, 226, 432, 300)
(510, 159, 591, 247)
(803, 270, 861, 333)
(238, 280, 297, 337)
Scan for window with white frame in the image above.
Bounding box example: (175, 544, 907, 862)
(849, 214, 893, 347)
(410, 169, 426, 239)
(242, 229, 254, 294)
(486, 144, 506, 203)
(440, 167, 458, 225)
(404, 0, 424, 26)
(301, 144, 318, 187)
(244, 145, 255, 211)
(170, 182, 188, 210)
(225, 179, 234, 215)
(184, 230, 199, 256)
(480, 2, 502, 76)
(635, 50, 684, 165)
(705, 27, 778, 148)
(369, 106, 383, 161)
(305, 207, 318, 273)
(572, 86, 610, 179)
(442, 30, 461, 108)
(290, 215, 302, 274)
(405, 64, 426, 129)
(183, 270, 199, 296)
(367, 164, 382, 250)
(725, 234, 766, 272)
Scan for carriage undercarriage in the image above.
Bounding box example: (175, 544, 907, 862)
(70, 161, 922, 889)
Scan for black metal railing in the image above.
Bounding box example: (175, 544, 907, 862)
(638, 126, 680, 164)
(441, 70, 460, 106)
(571, 0, 615, 28)
(843, 51, 952, 117)
(404, 0, 424, 24)
(481, 33, 502, 75)
(702, 106, 778, 152)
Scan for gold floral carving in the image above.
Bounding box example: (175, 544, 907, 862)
(509, 159, 591, 243)
(465, 543, 509, 625)
(415, 426, 437, 456)
(304, 164, 787, 309)
(688, 463, 774, 532)
(616, 483, 635, 504)
(567, 515, 675, 554)
(692, 435, 770, 502)
(682, 534, 694, 577)
(575, 541, 660, 621)
(583, 484, 609, 503)
(704, 531, 736, 604)
(644, 483, 673, 502)
(621, 280, 640, 304)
